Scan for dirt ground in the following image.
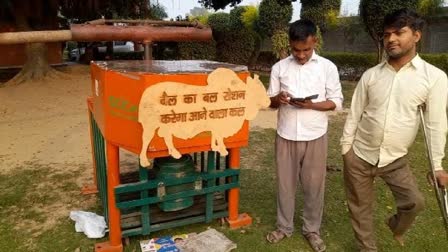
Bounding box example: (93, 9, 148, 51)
(0, 64, 279, 176)
(0, 65, 93, 174)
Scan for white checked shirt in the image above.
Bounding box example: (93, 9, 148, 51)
(267, 52, 343, 141)
(340, 55, 448, 170)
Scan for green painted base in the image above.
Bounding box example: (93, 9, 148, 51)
(160, 198, 194, 212)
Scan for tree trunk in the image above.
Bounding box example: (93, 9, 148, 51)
(376, 41, 382, 64)
(5, 43, 64, 86)
(376, 41, 387, 64)
(248, 35, 261, 67)
(4, 1, 63, 86)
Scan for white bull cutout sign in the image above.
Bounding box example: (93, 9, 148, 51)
(138, 68, 271, 167)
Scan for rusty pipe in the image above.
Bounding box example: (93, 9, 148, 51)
(87, 19, 206, 29)
(71, 24, 211, 42)
(0, 30, 72, 44)
(0, 24, 212, 45)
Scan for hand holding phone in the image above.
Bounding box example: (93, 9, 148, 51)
(289, 94, 318, 102)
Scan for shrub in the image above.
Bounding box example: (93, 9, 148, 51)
(321, 52, 376, 80)
(208, 11, 257, 65)
(177, 40, 217, 60)
(207, 12, 230, 40)
(229, 6, 246, 30)
(252, 51, 277, 72)
(66, 41, 78, 52)
(421, 53, 448, 73)
(242, 5, 258, 31)
(257, 0, 292, 37)
(252, 52, 448, 80)
(322, 52, 448, 80)
(216, 29, 256, 65)
(321, 52, 376, 68)
(271, 30, 289, 59)
(151, 42, 177, 60)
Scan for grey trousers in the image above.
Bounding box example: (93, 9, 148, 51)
(275, 133, 327, 236)
(343, 148, 425, 252)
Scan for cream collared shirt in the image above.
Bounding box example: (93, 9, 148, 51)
(341, 55, 448, 170)
(267, 53, 343, 141)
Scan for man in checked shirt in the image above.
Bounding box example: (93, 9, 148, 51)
(341, 8, 448, 252)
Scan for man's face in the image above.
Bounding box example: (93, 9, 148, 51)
(290, 36, 316, 65)
(383, 26, 421, 59)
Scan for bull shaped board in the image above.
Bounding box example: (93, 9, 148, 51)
(138, 68, 270, 167)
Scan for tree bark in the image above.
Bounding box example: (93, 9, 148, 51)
(5, 43, 64, 86)
(4, 1, 63, 86)
(376, 41, 384, 64)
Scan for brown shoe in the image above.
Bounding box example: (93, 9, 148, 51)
(304, 233, 326, 252)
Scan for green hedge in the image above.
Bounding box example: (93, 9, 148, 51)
(421, 53, 448, 74)
(177, 40, 217, 60)
(207, 13, 230, 41)
(321, 52, 448, 80)
(216, 29, 256, 65)
(253, 52, 448, 80)
(206, 12, 257, 65)
(321, 52, 376, 69)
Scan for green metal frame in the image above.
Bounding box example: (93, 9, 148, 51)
(89, 115, 240, 237)
(90, 111, 109, 223)
(115, 151, 240, 237)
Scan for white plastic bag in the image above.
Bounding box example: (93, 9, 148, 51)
(69, 210, 107, 238)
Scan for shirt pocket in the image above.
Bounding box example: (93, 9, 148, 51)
(302, 67, 325, 97)
(279, 75, 294, 94)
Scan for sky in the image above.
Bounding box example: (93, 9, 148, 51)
(157, 0, 448, 20)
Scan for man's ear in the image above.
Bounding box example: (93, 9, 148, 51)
(414, 30, 422, 43)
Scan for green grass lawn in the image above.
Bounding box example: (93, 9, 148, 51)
(2, 120, 447, 252)
(1, 77, 447, 251)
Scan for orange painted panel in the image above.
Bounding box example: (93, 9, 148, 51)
(90, 61, 250, 157)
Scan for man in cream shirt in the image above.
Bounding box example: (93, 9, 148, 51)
(266, 19, 343, 252)
(341, 8, 448, 252)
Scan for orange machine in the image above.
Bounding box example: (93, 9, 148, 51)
(88, 60, 253, 252)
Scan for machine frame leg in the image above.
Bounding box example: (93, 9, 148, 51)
(226, 148, 252, 228)
(95, 142, 123, 252)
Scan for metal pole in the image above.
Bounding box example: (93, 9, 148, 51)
(418, 105, 448, 239)
(0, 25, 212, 45)
(88, 19, 205, 29)
(144, 42, 152, 61)
(0, 30, 72, 44)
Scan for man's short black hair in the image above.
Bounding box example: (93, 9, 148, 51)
(383, 8, 425, 32)
(289, 19, 317, 42)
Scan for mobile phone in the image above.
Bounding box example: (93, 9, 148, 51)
(289, 94, 318, 102)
